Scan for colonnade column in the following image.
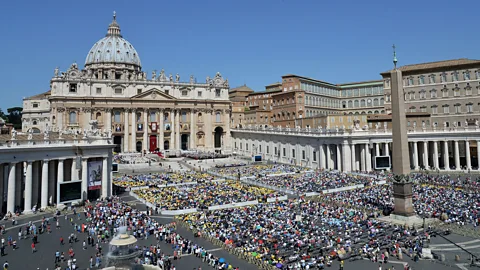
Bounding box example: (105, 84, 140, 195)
(106, 108, 112, 131)
(423, 141, 429, 169)
(175, 110, 181, 150)
(124, 109, 129, 152)
(71, 158, 78, 181)
(190, 109, 195, 149)
(385, 142, 389, 156)
(224, 109, 231, 152)
(81, 159, 88, 200)
(319, 144, 326, 170)
(454, 141, 460, 170)
(58, 159, 64, 183)
(413, 142, 419, 170)
(170, 110, 175, 151)
(466, 141, 471, 170)
(23, 161, 33, 213)
(102, 157, 109, 199)
(375, 143, 380, 156)
(131, 108, 136, 152)
(41, 160, 49, 209)
(159, 109, 164, 150)
(360, 144, 366, 171)
(342, 143, 351, 172)
(477, 141, 480, 169)
(365, 143, 372, 171)
(325, 144, 331, 169)
(433, 141, 439, 170)
(143, 109, 148, 152)
(205, 110, 213, 151)
(351, 144, 356, 171)
(7, 163, 16, 214)
(443, 141, 450, 170)
(336, 144, 342, 171)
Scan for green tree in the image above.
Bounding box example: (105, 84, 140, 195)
(6, 107, 22, 129)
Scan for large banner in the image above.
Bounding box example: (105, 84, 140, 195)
(88, 160, 103, 190)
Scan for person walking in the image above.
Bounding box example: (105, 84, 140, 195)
(31, 242, 36, 253)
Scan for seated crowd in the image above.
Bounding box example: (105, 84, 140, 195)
(113, 154, 153, 164)
(113, 172, 215, 188)
(182, 151, 229, 160)
(214, 164, 304, 178)
(133, 181, 283, 210)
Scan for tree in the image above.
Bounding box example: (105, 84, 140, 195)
(6, 107, 22, 129)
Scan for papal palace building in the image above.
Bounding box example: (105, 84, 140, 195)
(22, 14, 231, 154)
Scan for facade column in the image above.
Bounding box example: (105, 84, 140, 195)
(412, 142, 419, 170)
(102, 157, 109, 199)
(224, 109, 231, 152)
(366, 143, 372, 171)
(385, 142, 390, 156)
(159, 109, 165, 150)
(454, 140, 460, 170)
(23, 161, 33, 213)
(56, 108, 64, 129)
(131, 108, 137, 152)
(360, 144, 366, 171)
(319, 144, 326, 169)
(477, 141, 480, 170)
(71, 158, 78, 181)
(351, 144, 356, 171)
(170, 110, 175, 151)
(7, 163, 16, 214)
(143, 109, 148, 152)
(342, 143, 351, 172)
(325, 144, 331, 169)
(336, 144, 342, 171)
(58, 159, 64, 184)
(81, 159, 88, 200)
(423, 141, 429, 169)
(83, 108, 92, 130)
(433, 141, 439, 170)
(175, 110, 181, 150)
(41, 160, 49, 209)
(205, 110, 213, 151)
(124, 109, 129, 152)
(190, 109, 195, 149)
(466, 140, 471, 170)
(106, 108, 112, 131)
(375, 143, 380, 157)
(443, 141, 450, 170)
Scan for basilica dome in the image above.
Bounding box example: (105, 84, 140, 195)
(85, 13, 141, 68)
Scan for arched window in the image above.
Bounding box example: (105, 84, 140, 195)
(114, 111, 121, 123)
(354, 100, 359, 108)
(96, 112, 102, 121)
(373, 98, 379, 106)
(360, 99, 366, 107)
(380, 98, 384, 105)
(348, 100, 353, 108)
(69, 111, 77, 124)
(215, 111, 221, 122)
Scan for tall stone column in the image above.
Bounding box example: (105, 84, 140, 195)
(477, 141, 480, 170)
(131, 109, 136, 152)
(102, 157, 109, 199)
(159, 109, 165, 150)
(319, 144, 326, 169)
(56, 108, 65, 130)
(423, 141, 429, 169)
(23, 161, 33, 213)
(170, 110, 175, 151)
(71, 158, 78, 181)
(0, 165, 3, 214)
(143, 109, 149, 152)
(83, 108, 92, 130)
(32, 161, 40, 207)
(385, 142, 390, 156)
(443, 141, 450, 170)
(466, 141, 471, 170)
(224, 109, 231, 152)
(41, 160, 49, 209)
(325, 144, 331, 169)
(433, 141, 439, 169)
(7, 163, 16, 214)
(123, 109, 129, 152)
(48, 161, 55, 206)
(351, 144, 356, 171)
(15, 163, 22, 208)
(375, 143, 380, 156)
(58, 159, 64, 183)
(454, 140, 460, 170)
(360, 145, 366, 171)
(81, 159, 88, 200)
(106, 108, 112, 131)
(342, 143, 351, 172)
(175, 110, 181, 150)
(205, 110, 213, 151)
(413, 142, 419, 170)
(190, 109, 195, 149)
(336, 144, 342, 171)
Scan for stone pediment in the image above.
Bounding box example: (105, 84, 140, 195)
(131, 89, 176, 100)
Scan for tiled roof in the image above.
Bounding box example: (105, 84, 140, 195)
(229, 85, 254, 93)
(381, 58, 480, 75)
(24, 90, 51, 100)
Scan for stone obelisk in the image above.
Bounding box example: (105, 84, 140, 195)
(390, 45, 414, 217)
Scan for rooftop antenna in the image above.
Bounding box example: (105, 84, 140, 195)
(393, 44, 398, 70)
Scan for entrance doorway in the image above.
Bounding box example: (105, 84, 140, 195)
(214, 127, 223, 149)
(181, 134, 189, 150)
(164, 140, 170, 150)
(113, 136, 122, 153)
(149, 135, 157, 152)
(136, 141, 142, 152)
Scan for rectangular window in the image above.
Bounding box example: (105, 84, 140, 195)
(274, 147, 277, 156)
(32, 103, 39, 108)
(240, 143, 242, 150)
(455, 105, 461, 114)
(96, 88, 102, 94)
(266, 146, 269, 154)
(431, 106, 438, 114)
(466, 88, 472, 95)
(292, 149, 295, 158)
(429, 75, 436, 84)
(181, 111, 187, 122)
(215, 89, 221, 97)
(115, 88, 123, 94)
(441, 74, 447, 83)
(430, 90, 437, 98)
(452, 72, 459, 81)
(69, 83, 77, 93)
(259, 145, 262, 153)
(165, 90, 169, 96)
(313, 151, 317, 161)
(234, 142, 237, 149)
(419, 76, 424, 85)
(408, 78, 414, 86)
(464, 72, 470, 80)
(420, 107, 427, 112)
(454, 89, 460, 97)
(467, 104, 473, 113)
(246, 144, 249, 151)
(182, 90, 188, 96)
(114, 111, 121, 123)
(198, 91, 202, 97)
(302, 150, 306, 160)
(137, 89, 142, 95)
(283, 148, 286, 157)
(443, 106, 449, 114)
(149, 112, 156, 122)
(442, 89, 448, 97)
(137, 123, 143, 131)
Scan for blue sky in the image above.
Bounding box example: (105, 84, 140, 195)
(1, 0, 479, 110)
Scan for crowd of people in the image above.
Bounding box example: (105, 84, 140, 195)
(182, 151, 229, 160)
(113, 153, 153, 164)
(214, 164, 304, 178)
(113, 172, 216, 188)
(133, 181, 283, 210)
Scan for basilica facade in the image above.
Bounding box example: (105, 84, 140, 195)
(22, 14, 232, 154)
